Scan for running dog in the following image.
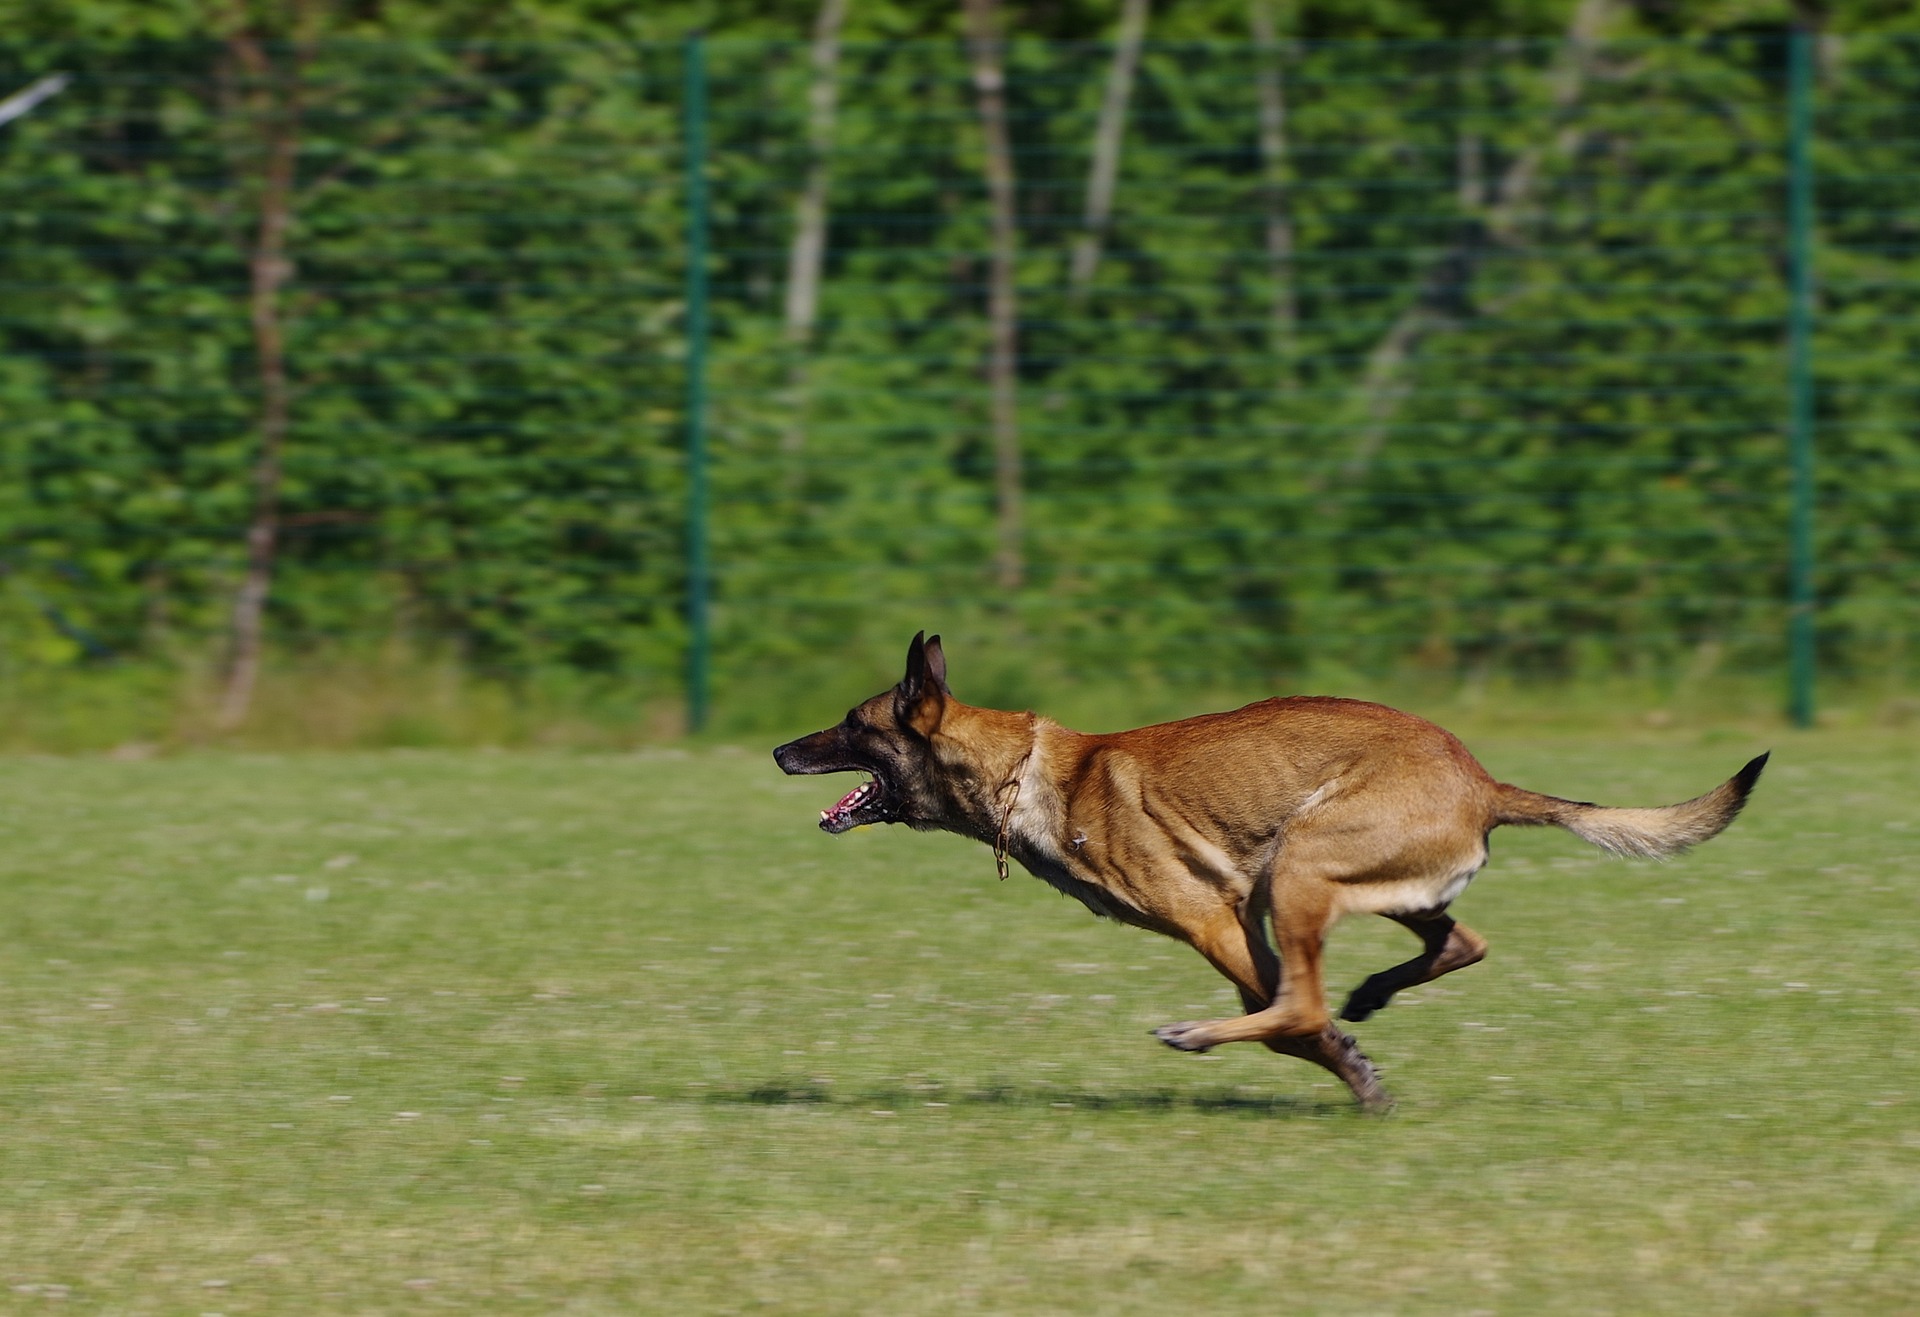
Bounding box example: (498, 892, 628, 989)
(773, 633, 1767, 1109)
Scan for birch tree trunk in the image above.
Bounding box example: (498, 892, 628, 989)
(0, 74, 68, 128)
(1338, 0, 1616, 481)
(1248, 0, 1295, 368)
(780, 0, 850, 454)
(784, 0, 848, 343)
(217, 28, 307, 731)
(1069, 0, 1150, 291)
(964, 0, 1023, 593)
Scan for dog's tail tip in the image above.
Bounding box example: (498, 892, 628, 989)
(1494, 748, 1770, 861)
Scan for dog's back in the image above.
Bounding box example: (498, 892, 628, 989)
(1089, 695, 1496, 833)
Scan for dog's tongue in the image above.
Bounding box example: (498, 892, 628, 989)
(821, 779, 876, 827)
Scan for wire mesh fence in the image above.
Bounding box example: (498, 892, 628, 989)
(1, 34, 1916, 731)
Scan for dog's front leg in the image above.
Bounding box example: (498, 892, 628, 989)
(1153, 876, 1338, 1050)
(1152, 908, 1390, 1111)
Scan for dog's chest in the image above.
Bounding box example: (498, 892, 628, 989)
(1016, 845, 1144, 923)
(1013, 829, 1194, 934)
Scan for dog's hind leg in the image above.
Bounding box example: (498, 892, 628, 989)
(1339, 912, 1487, 1023)
(1260, 1026, 1392, 1111)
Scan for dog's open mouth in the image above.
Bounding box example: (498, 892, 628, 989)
(819, 772, 889, 834)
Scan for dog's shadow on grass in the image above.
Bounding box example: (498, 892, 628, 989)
(699, 1078, 1354, 1119)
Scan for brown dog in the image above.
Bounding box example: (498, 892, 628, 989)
(773, 633, 1767, 1109)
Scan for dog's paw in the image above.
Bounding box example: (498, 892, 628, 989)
(1324, 1028, 1395, 1113)
(1152, 1022, 1214, 1053)
(1338, 993, 1382, 1023)
(1339, 977, 1390, 1023)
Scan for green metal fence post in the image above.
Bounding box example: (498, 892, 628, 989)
(683, 36, 713, 734)
(1785, 27, 1817, 729)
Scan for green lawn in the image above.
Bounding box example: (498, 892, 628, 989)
(0, 732, 1915, 1312)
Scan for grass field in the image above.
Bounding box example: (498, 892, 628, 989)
(0, 729, 1915, 1312)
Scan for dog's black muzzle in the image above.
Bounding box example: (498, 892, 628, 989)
(773, 731, 840, 776)
(773, 729, 896, 833)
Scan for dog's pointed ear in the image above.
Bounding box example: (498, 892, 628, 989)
(896, 630, 948, 736)
(900, 631, 929, 701)
(923, 633, 947, 692)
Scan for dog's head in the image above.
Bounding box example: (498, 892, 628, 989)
(772, 631, 951, 834)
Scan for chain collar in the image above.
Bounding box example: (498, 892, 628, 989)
(991, 745, 1034, 881)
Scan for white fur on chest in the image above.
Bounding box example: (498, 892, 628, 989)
(1004, 742, 1066, 868)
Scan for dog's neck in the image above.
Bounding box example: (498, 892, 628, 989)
(928, 704, 1047, 844)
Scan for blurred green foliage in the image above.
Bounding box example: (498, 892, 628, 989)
(0, 1, 1916, 736)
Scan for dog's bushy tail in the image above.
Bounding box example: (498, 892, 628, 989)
(1491, 752, 1769, 860)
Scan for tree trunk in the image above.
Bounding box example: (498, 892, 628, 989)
(1248, 0, 1295, 369)
(784, 0, 848, 343)
(0, 73, 69, 128)
(1069, 0, 1150, 291)
(1457, 128, 1486, 213)
(780, 0, 850, 455)
(964, 0, 1023, 593)
(1338, 0, 1616, 481)
(1487, 0, 1613, 240)
(217, 30, 306, 731)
